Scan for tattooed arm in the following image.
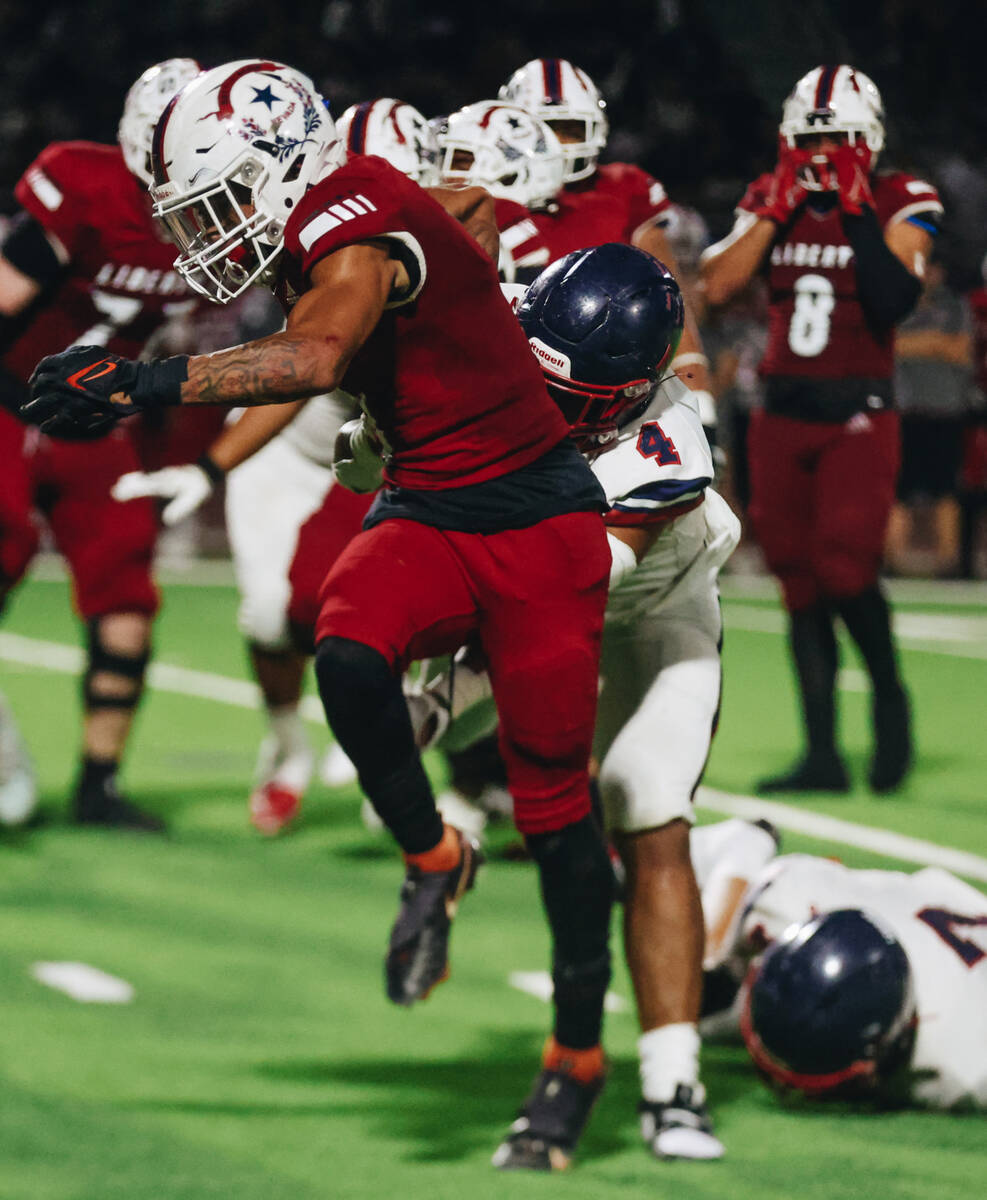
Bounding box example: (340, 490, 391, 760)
(180, 241, 406, 407)
(428, 185, 500, 262)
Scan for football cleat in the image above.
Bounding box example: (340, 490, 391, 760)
(385, 827, 482, 1006)
(756, 753, 849, 794)
(74, 775, 165, 833)
(639, 1084, 725, 1161)
(493, 1046, 607, 1171)
(0, 693, 38, 828)
(320, 741, 358, 788)
(249, 781, 302, 836)
(869, 686, 912, 793)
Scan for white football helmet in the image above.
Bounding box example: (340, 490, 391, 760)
(779, 65, 885, 173)
(337, 99, 440, 186)
(118, 58, 202, 186)
(150, 60, 345, 304)
(498, 58, 608, 184)
(438, 101, 564, 209)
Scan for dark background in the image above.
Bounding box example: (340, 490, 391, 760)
(5, 0, 987, 282)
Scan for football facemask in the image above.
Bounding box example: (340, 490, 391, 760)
(150, 60, 344, 304)
(499, 58, 608, 185)
(779, 65, 884, 190)
(438, 102, 564, 210)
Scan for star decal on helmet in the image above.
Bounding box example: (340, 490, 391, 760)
(251, 85, 280, 110)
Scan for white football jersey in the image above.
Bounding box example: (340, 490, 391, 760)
(739, 854, 987, 1109)
(280, 390, 361, 468)
(592, 375, 738, 620)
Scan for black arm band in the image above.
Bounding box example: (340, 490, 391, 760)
(196, 452, 225, 484)
(1, 211, 63, 287)
(842, 207, 921, 331)
(130, 355, 189, 409)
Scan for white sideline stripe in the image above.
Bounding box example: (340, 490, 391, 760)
(720, 575, 987, 606)
(696, 786, 987, 884)
(31, 961, 134, 1003)
(4, 630, 987, 881)
(509, 970, 628, 1014)
(724, 605, 987, 659)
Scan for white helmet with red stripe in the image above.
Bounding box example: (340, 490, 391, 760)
(438, 101, 564, 209)
(498, 58, 608, 184)
(150, 59, 345, 304)
(779, 64, 885, 163)
(118, 57, 202, 186)
(337, 99, 440, 186)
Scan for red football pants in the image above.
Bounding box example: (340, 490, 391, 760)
(748, 408, 900, 612)
(0, 407, 158, 618)
(287, 482, 375, 639)
(315, 511, 610, 835)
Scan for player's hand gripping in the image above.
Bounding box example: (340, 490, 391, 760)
(113, 459, 223, 525)
(827, 143, 876, 217)
(23, 347, 140, 440)
(749, 152, 808, 226)
(22, 345, 188, 440)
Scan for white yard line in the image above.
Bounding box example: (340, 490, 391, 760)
(696, 786, 987, 883)
(30, 961, 134, 1003)
(509, 970, 627, 1014)
(4, 630, 987, 882)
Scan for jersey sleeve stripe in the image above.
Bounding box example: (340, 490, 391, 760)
(887, 199, 944, 227)
(611, 475, 711, 509)
(605, 494, 704, 527)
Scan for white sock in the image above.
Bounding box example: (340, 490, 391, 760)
(268, 705, 309, 759)
(638, 1022, 701, 1104)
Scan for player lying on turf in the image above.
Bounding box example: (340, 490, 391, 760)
(697, 835, 987, 1110)
(23, 59, 619, 1174)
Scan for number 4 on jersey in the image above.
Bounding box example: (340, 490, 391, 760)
(636, 421, 681, 465)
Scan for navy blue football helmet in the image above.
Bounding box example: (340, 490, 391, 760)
(517, 243, 684, 452)
(741, 908, 916, 1097)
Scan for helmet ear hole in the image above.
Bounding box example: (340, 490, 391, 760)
(282, 155, 306, 184)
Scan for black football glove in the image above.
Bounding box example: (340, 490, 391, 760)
(22, 346, 188, 440)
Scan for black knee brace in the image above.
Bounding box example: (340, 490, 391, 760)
(82, 619, 150, 711)
(526, 815, 614, 1049)
(315, 636, 442, 854)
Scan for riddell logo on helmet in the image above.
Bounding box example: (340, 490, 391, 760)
(528, 337, 571, 377)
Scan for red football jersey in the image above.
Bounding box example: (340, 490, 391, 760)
(967, 287, 987, 396)
(6, 142, 200, 389)
(737, 169, 943, 379)
(280, 154, 568, 490)
(531, 161, 673, 263)
(494, 197, 552, 277)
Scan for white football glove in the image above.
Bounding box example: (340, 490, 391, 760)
(112, 463, 216, 525)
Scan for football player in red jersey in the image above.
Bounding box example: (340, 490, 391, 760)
(0, 57, 202, 830)
(701, 65, 943, 793)
(26, 60, 616, 1169)
(499, 58, 716, 429)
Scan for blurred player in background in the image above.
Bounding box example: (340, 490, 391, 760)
(0, 57, 201, 829)
(500, 57, 717, 435)
(695, 827, 987, 1111)
(701, 65, 943, 794)
(27, 60, 618, 1171)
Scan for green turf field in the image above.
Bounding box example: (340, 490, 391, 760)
(1, 571, 984, 1200)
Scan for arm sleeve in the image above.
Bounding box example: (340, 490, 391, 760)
(1, 211, 64, 287)
(604, 479, 708, 527)
(842, 206, 922, 331)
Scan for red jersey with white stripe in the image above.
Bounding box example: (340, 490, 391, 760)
(280, 154, 568, 490)
(736, 170, 942, 379)
(495, 197, 552, 277)
(4, 142, 199, 396)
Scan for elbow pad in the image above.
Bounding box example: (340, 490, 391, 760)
(842, 208, 922, 331)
